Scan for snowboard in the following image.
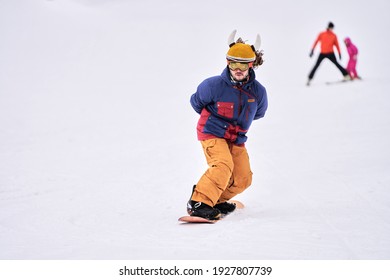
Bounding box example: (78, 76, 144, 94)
(178, 200, 245, 224)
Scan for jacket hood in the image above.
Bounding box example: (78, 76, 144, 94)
(344, 37, 352, 45)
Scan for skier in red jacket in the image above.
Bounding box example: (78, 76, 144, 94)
(307, 22, 350, 86)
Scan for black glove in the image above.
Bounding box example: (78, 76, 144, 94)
(309, 50, 314, 58)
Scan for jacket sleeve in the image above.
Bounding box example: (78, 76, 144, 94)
(311, 33, 321, 51)
(347, 46, 353, 57)
(190, 80, 213, 114)
(334, 36, 342, 56)
(254, 85, 268, 120)
(352, 44, 358, 55)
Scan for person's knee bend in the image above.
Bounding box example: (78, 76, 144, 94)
(235, 171, 253, 192)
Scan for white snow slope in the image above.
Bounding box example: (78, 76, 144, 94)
(1, 0, 390, 260)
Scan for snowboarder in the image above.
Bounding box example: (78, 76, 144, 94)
(344, 37, 360, 80)
(187, 30, 268, 220)
(307, 22, 350, 86)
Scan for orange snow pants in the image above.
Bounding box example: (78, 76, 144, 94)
(191, 138, 253, 206)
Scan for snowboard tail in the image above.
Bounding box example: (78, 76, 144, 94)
(178, 216, 217, 223)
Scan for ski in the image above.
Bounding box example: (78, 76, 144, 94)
(326, 80, 351, 85)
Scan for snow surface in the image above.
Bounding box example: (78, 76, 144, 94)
(1, 0, 390, 260)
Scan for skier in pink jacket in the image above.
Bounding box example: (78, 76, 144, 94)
(344, 37, 360, 79)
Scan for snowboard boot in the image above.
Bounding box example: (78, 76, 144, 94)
(214, 201, 236, 214)
(187, 200, 221, 220)
(186, 185, 196, 214)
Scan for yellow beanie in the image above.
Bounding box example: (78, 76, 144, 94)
(226, 42, 256, 62)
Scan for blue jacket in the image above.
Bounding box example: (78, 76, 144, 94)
(190, 67, 268, 144)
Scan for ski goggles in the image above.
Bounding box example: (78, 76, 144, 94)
(228, 61, 252, 71)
